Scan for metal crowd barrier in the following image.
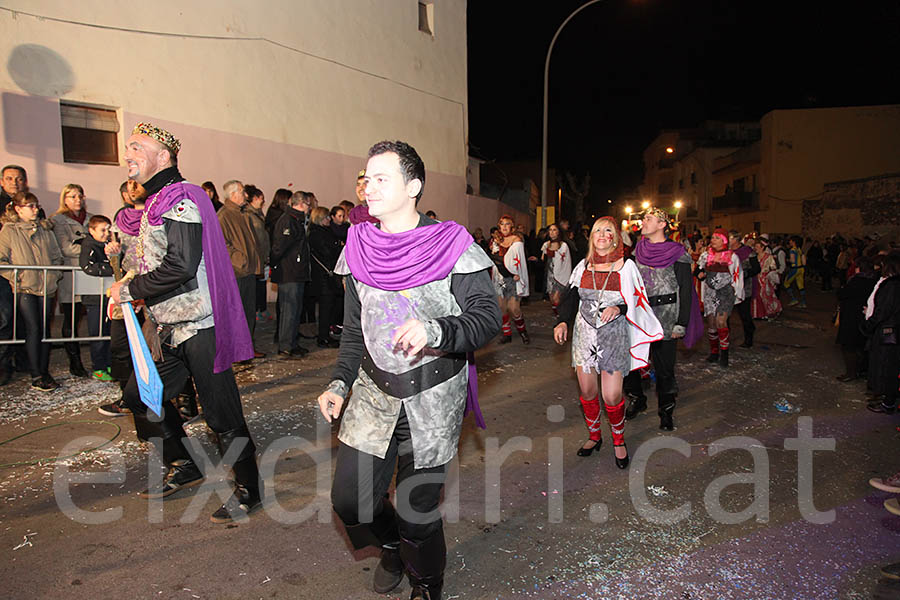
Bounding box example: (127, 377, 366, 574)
(0, 264, 113, 344)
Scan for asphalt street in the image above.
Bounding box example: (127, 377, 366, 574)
(1, 286, 898, 600)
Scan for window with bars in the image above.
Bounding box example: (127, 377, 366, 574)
(60, 102, 119, 165)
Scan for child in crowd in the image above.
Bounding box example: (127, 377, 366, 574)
(79, 215, 116, 381)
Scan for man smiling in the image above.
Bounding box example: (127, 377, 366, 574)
(318, 140, 500, 600)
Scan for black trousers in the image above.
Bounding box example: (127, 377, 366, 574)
(17, 293, 53, 378)
(316, 293, 341, 341)
(331, 406, 446, 547)
(734, 298, 755, 342)
(236, 274, 257, 339)
(122, 326, 247, 435)
(624, 338, 678, 400)
(59, 301, 85, 359)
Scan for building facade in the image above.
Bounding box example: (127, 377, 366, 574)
(0, 1, 470, 222)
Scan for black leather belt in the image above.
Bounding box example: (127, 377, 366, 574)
(649, 293, 677, 307)
(361, 350, 467, 399)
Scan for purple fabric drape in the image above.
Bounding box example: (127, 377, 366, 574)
(118, 183, 253, 372)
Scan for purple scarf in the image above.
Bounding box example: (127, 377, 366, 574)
(345, 220, 474, 291)
(734, 244, 752, 263)
(345, 219, 486, 429)
(117, 182, 253, 372)
(634, 237, 703, 348)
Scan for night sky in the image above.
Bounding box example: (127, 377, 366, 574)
(467, 0, 900, 215)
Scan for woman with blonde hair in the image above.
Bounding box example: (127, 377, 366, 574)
(553, 217, 663, 468)
(0, 192, 64, 390)
(51, 183, 92, 377)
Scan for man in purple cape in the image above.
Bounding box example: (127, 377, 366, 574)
(622, 208, 703, 431)
(318, 141, 500, 600)
(109, 123, 260, 524)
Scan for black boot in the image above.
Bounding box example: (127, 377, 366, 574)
(369, 499, 404, 594)
(210, 426, 262, 523)
(138, 403, 204, 498)
(658, 394, 676, 431)
(625, 393, 647, 420)
(402, 528, 446, 600)
(719, 349, 729, 368)
(66, 343, 88, 378)
(706, 352, 719, 363)
(740, 331, 753, 348)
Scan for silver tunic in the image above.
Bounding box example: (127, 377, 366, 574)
(634, 253, 691, 339)
(120, 196, 214, 346)
(332, 242, 493, 469)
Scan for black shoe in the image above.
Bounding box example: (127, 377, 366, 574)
(625, 394, 647, 420)
(659, 412, 674, 431)
(68, 355, 89, 378)
(139, 460, 204, 499)
(317, 337, 340, 348)
(740, 340, 753, 348)
(498, 335, 512, 345)
(519, 331, 530, 345)
(614, 443, 629, 470)
(867, 402, 897, 415)
(31, 374, 59, 392)
(706, 352, 719, 363)
(278, 347, 307, 359)
(881, 561, 900, 580)
(373, 546, 404, 594)
(835, 374, 856, 382)
(719, 349, 729, 368)
(98, 399, 131, 417)
(576, 438, 602, 456)
(409, 585, 441, 600)
(210, 485, 262, 523)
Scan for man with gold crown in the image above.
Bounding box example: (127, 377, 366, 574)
(108, 123, 260, 523)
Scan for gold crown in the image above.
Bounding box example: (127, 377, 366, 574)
(357, 169, 366, 179)
(132, 122, 181, 155)
(645, 207, 670, 224)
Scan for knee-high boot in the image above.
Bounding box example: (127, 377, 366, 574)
(210, 425, 262, 523)
(658, 393, 676, 431)
(402, 527, 446, 600)
(603, 398, 629, 469)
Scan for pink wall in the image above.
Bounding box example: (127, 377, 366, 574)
(465, 194, 531, 236)
(1, 90, 472, 224)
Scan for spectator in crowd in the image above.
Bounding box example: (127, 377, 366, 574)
(0, 192, 63, 391)
(308, 207, 343, 348)
(265, 188, 292, 243)
(219, 180, 265, 358)
(339, 199, 355, 215)
(243, 184, 271, 323)
(425, 210, 437, 220)
(835, 256, 877, 383)
(79, 214, 115, 381)
(1, 165, 28, 214)
(355, 170, 366, 205)
(201, 181, 223, 212)
(51, 183, 91, 378)
(835, 243, 851, 288)
(270, 191, 312, 358)
(330, 205, 349, 242)
(864, 252, 900, 414)
(0, 165, 32, 378)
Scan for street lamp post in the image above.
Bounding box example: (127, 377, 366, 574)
(541, 0, 606, 228)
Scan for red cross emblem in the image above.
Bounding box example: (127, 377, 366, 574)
(732, 268, 741, 283)
(513, 256, 521, 271)
(633, 286, 649, 311)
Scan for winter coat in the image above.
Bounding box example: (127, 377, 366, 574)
(835, 272, 877, 347)
(0, 218, 63, 296)
(218, 201, 262, 278)
(269, 207, 310, 284)
(862, 276, 900, 396)
(308, 223, 344, 297)
(246, 205, 270, 270)
(51, 211, 91, 303)
(78, 235, 113, 305)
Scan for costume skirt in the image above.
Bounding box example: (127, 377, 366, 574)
(571, 313, 630, 375)
(494, 275, 517, 298)
(703, 272, 735, 316)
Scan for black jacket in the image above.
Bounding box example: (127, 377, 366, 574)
(78, 235, 113, 305)
(270, 207, 310, 284)
(308, 223, 343, 296)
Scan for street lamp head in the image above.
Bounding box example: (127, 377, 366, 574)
(665, 146, 674, 154)
(674, 200, 683, 209)
(625, 206, 632, 215)
(641, 200, 650, 209)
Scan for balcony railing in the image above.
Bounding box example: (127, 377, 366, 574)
(712, 191, 759, 211)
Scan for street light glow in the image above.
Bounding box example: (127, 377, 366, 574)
(665, 146, 674, 154)
(674, 200, 683, 209)
(625, 206, 632, 215)
(641, 200, 650, 209)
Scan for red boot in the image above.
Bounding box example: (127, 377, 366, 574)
(577, 395, 602, 456)
(604, 398, 629, 469)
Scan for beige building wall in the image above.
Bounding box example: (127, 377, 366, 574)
(0, 1, 469, 221)
(760, 104, 900, 234)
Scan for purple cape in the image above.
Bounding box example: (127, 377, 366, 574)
(118, 182, 253, 372)
(634, 237, 704, 348)
(344, 219, 486, 429)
